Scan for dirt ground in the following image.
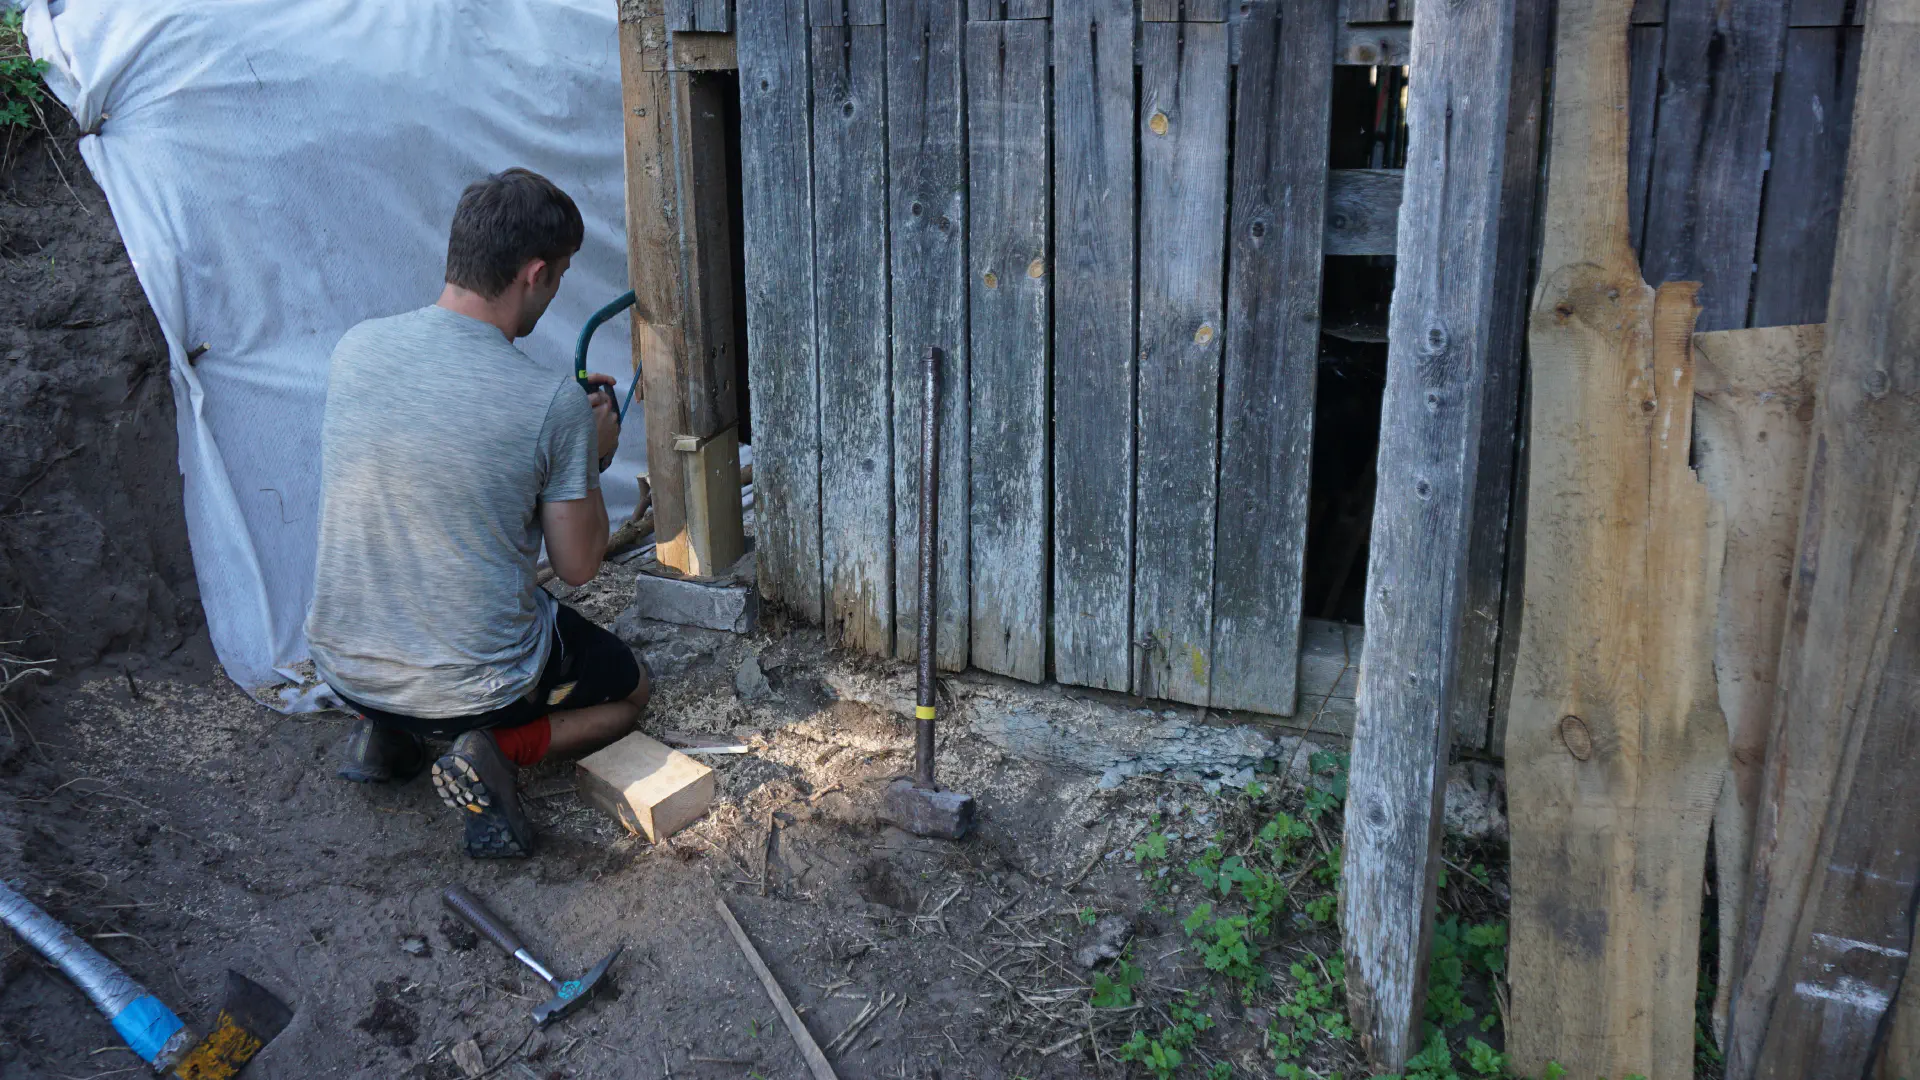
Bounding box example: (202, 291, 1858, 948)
(0, 127, 1518, 1080)
(0, 545, 1410, 1080)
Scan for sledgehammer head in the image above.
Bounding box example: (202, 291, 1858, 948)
(532, 945, 622, 1027)
(883, 778, 976, 839)
(168, 971, 293, 1079)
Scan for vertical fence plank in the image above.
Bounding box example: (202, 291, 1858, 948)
(1134, 20, 1229, 708)
(1690, 323, 1825, 1049)
(1750, 26, 1862, 328)
(1640, 0, 1787, 330)
(694, 0, 732, 31)
(737, 0, 823, 621)
(811, 24, 893, 653)
(887, 0, 969, 670)
(966, 20, 1050, 683)
(1507, 0, 1725, 1073)
(1726, 0, 1920, 1069)
(1341, 0, 1516, 1064)
(1051, 0, 1136, 692)
(1450, 0, 1550, 752)
(1210, 0, 1335, 715)
(1625, 24, 1663, 257)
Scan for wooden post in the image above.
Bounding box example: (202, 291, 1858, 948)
(1724, 0, 1920, 1072)
(1338, 0, 1516, 1065)
(1504, 0, 1726, 1073)
(620, 10, 748, 580)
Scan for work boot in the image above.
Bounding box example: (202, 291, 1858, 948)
(431, 731, 534, 858)
(336, 720, 428, 784)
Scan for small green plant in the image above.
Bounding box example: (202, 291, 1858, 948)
(1118, 1031, 1184, 1080)
(1270, 956, 1353, 1075)
(1079, 905, 1099, 926)
(2, 11, 49, 131)
(1182, 903, 1263, 999)
(1092, 958, 1144, 1009)
(1205, 1062, 1232, 1080)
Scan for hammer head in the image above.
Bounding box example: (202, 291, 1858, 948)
(883, 778, 976, 839)
(532, 945, 622, 1026)
(168, 971, 293, 1079)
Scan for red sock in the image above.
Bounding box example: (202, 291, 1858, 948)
(490, 717, 552, 767)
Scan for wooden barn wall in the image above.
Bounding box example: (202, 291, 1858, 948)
(741, 0, 1345, 719)
(735, 0, 1865, 738)
(1625, 0, 1866, 331)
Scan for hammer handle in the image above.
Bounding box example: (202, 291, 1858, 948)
(441, 885, 529, 961)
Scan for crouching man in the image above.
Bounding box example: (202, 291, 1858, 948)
(306, 168, 646, 858)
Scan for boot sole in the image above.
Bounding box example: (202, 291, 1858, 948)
(431, 744, 533, 858)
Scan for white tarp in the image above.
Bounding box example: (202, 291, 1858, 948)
(24, 0, 646, 706)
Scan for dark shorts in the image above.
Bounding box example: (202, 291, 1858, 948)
(340, 603, 642, 738)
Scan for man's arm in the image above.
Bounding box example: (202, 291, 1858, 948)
(542, 492, 610, 586)
(540, 385, 621, 587)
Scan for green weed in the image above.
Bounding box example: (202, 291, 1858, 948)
(1093, 958, 1144, 1009)
(1, 11, 49, 132)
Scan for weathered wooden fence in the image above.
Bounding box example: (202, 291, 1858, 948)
(738, 0, 1360, 719)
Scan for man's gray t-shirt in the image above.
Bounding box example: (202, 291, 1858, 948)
(306, 305, 598, 718)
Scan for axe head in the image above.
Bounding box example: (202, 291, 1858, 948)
(532, 944, 622, 1027)
(169, 971, 293, 1079)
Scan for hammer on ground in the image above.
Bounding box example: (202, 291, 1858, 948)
(882, 346, 978, 840)
(441, 885, 621, 1026)
(0, 880, 292, 1078)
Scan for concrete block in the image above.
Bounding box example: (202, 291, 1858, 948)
(626, 569, 757, 633)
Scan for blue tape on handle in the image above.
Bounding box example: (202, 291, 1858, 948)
(112, 994, 185, 1064)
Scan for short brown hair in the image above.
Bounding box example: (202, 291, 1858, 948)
(444, 168, 584, 298)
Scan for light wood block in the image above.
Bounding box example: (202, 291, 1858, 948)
(576, 733, 714, 842)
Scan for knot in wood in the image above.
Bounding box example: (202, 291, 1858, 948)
(1425, 390, 1441, 412)
(1194, 323, 1214, 345)
(1560, 715, 1593, 761)
(1148, 111, 1169, 136)
(1027, 259, 1045, 279)
(1250, 219, 1267, 239)
(982, 270, 999, 289)
(1414, 479, 1432, 500)
(1864, 370, 1891, 398)
(911, 202, 923, 217)
(842, 101, 855, 118)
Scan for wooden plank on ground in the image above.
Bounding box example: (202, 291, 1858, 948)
(1209, 0, 1335, 715)
(1690, 323, 1825, 1047)
(1133, 18, 1230, 708)
(1504, 0, 1726, 1073)
(1640, 0, 1786, 331)
(811, 23, 892, 655)
(965, 20, 1049, 683)
(1451, 0, 1550, 752)
(1051, 0, 1136, 693)
(1339, 0, 1517, 1065)
(886, 0, 968, 672)
(737, 0, 823, 621)
(1324, 169, 1402, 256)
(1725, 2, 1920, 1071)
(576, 732, 715, 841)
(1750, 27, 1862, 328)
